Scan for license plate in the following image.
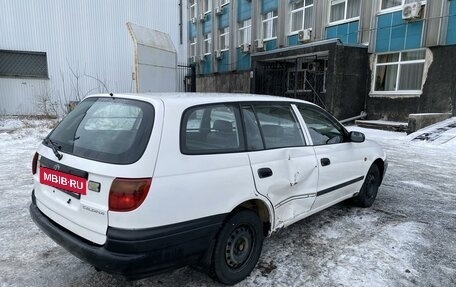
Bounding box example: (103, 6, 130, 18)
(40, 167, 87, 195)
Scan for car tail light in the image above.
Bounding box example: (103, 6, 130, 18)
(32, 152, 39, 175)
(109, 178, 152, 212)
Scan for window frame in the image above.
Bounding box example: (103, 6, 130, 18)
(289, 0, 314, 35)
(296, 104, 349, 146)
(203, 0, 212, 14)
(189, 37, 197, 57)
(379, 0, 426, 14)
(238, 19, 252, 46)
(219, 27, 230, 51)
(203, 33, 212, 55)
(0, 50, 49, 79)
(180, 101, 313, 155)
(328, 0, 361, 26)
(188, 0, 197, 20)
(180, 103, 246, 155)
(372, 49, 426, 95)
(220, 0, 230, 7)
(251, 103, 306, 150)
(262, 10, 278, 40)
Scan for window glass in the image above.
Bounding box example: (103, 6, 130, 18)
(47, 98, 154, 164)
(0, 50, 48, 78)
(182, 104, 244, 154)
(290, 0, 313, 33)
(203, 33, 211, 54)
(330, 0, 360, 23)
(189, 37, 197, 57)
(262, 11, 278, 39)
(219, 27, 230, 50)
(241, 107, 264, 151)
(238, 19, 252, 45)
(375, 65, 398, 91)
(374, 50, 425, 92)
(377, 53, 399, 63)
(254, 105, 305, 149)
(398, 63, 424, 90)
(204, 0, 211, 12)
(189, 0, 197, 19)
(381, 0, 402, 10)
(298, 105, 345, 145)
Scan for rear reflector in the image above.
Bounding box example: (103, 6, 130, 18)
(109, 178, 152, 212)
(32, 152, 39, 175)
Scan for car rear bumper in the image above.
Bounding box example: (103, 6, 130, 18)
(30, 190, 226, 279)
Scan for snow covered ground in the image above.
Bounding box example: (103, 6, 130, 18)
(0, 117, 455, 287)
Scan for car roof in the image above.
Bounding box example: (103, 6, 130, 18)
(85, 92, 317, 107)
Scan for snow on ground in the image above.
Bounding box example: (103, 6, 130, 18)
(0, 117, 455, 287)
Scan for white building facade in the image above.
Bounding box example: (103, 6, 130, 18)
(0, 0, 188, 115)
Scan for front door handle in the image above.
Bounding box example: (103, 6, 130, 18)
(320, 158, 331, 166)
(258, 168, 273, 178)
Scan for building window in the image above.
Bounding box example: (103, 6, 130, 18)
(204, 0, 212, 13)
(219, 27, 230, 51)
(189, 0, 197, 20)
(238, 19, 252, 45)
(380, 0, 425, 11)
(204, 33, 212, 55)
(290, 0, 314, 33)
(262, 10, 278, 40)
(0, 50, 48, 79)
(381, 0, 402, 10)
(220, 0, 230, 6)
(329, 0, 360, 23)
(189, 37, 197, 57)
(374, 49, 425, 93)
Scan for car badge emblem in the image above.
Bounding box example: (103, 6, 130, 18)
(53, 164, 60, 171)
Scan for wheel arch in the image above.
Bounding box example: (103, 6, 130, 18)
(230, 198, 273, 237)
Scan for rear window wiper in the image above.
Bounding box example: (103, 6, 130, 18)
(44, 138, 63, 160)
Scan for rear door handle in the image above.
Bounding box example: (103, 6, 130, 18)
(320, 158, 331, 166)
(258, 168, 273, 178)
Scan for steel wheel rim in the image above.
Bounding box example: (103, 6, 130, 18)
(225, 225, 254, 269)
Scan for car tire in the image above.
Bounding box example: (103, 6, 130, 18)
(354, 164, 381, 208)
(211, 209, 264, 285)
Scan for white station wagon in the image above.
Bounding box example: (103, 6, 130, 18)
(30, 93, 387, 285)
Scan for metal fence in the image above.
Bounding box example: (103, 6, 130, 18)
(177, 64, 196, 92)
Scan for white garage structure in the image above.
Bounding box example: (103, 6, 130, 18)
(0, 0, 187, 115)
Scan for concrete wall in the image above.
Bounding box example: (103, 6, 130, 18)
(196, 71, 250, 93)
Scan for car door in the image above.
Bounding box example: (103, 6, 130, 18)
(243, 103, 319, 228)
(296, 104, 366, 210)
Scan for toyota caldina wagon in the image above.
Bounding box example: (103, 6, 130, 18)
(30, 93, 387, 285)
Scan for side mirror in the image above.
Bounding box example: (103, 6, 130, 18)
(349, 131, 365, 143)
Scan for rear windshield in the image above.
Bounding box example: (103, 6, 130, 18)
(45, 97, 154, 164)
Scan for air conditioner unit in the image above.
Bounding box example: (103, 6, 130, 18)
(190, 56, 198, 63)
(215, 50, 223, 59)
(402, 2, 421, 20)
(240, 43, 251, 53)
(215, 6, 223, 15)
(199, 13, 207, 22)
(298, 29, 312, 42)
(191, 17, 196, 24)
(254, 39, 264, 51)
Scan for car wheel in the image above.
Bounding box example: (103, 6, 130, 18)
(211, 209, 264, 285)
(354, 164, 381, 207)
